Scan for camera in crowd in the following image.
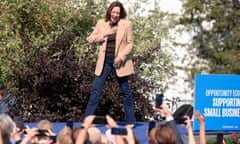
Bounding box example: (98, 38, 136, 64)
(174, 117, 187, 125)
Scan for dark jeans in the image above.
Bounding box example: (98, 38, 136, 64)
(84, 56, 136, 124)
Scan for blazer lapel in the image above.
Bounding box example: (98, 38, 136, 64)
(102, 21, 111, 51)
(116, 20, 125, 51)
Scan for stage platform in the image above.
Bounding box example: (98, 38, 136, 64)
(25, 121, 188, 144)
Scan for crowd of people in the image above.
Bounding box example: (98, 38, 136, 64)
(0, 71, 207, 144)
(0, 100, 207, 144)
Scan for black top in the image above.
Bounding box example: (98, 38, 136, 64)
(106, 33, 116, 57)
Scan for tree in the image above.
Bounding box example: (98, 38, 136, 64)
(128, 0, 177, 95)
(180, 0, 240, 74)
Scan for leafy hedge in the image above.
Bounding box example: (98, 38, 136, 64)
(10, 31, 155, 122)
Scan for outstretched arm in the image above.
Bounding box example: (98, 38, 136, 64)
(106, 115, 136, 144)
(153, 103, 184, 144)
(184, 115, 196, 144)
(0, 129, 3, 144)
(76, 115, 95, 144)
(195, 111, 206, 144)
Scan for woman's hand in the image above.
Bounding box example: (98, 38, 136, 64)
(103, 26, 118, 37)
(114, 57, 122, 68)
(195, 111, 205, 124)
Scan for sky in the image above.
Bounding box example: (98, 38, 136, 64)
(159, 0, 182, 14)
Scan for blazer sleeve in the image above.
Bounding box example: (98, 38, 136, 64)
(117, 21, 133, 62)
(87, 20, 105, 44)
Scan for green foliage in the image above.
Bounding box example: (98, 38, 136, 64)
(206, 139, 216, 144)
(207, 133, 240, 144)
(180, 0, 240, 74)
(127, 0, 176, 93)
(212, 50, 240, 73)
(0, 0, 100, 84)
(224, 133, 240, 144)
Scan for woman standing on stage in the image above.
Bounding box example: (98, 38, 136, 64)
(84, 1, 136, 126)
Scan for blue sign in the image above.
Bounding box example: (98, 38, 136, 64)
(194, 74, 240, 131)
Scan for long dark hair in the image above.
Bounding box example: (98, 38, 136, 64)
(104, 1, 127, 22)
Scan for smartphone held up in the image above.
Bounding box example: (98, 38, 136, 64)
(155, 94, 163, 108)
(111, 127, 128, 135)
(92, 116, 107, 125)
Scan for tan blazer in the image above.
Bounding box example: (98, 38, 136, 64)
(87, 19, 134, 77)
